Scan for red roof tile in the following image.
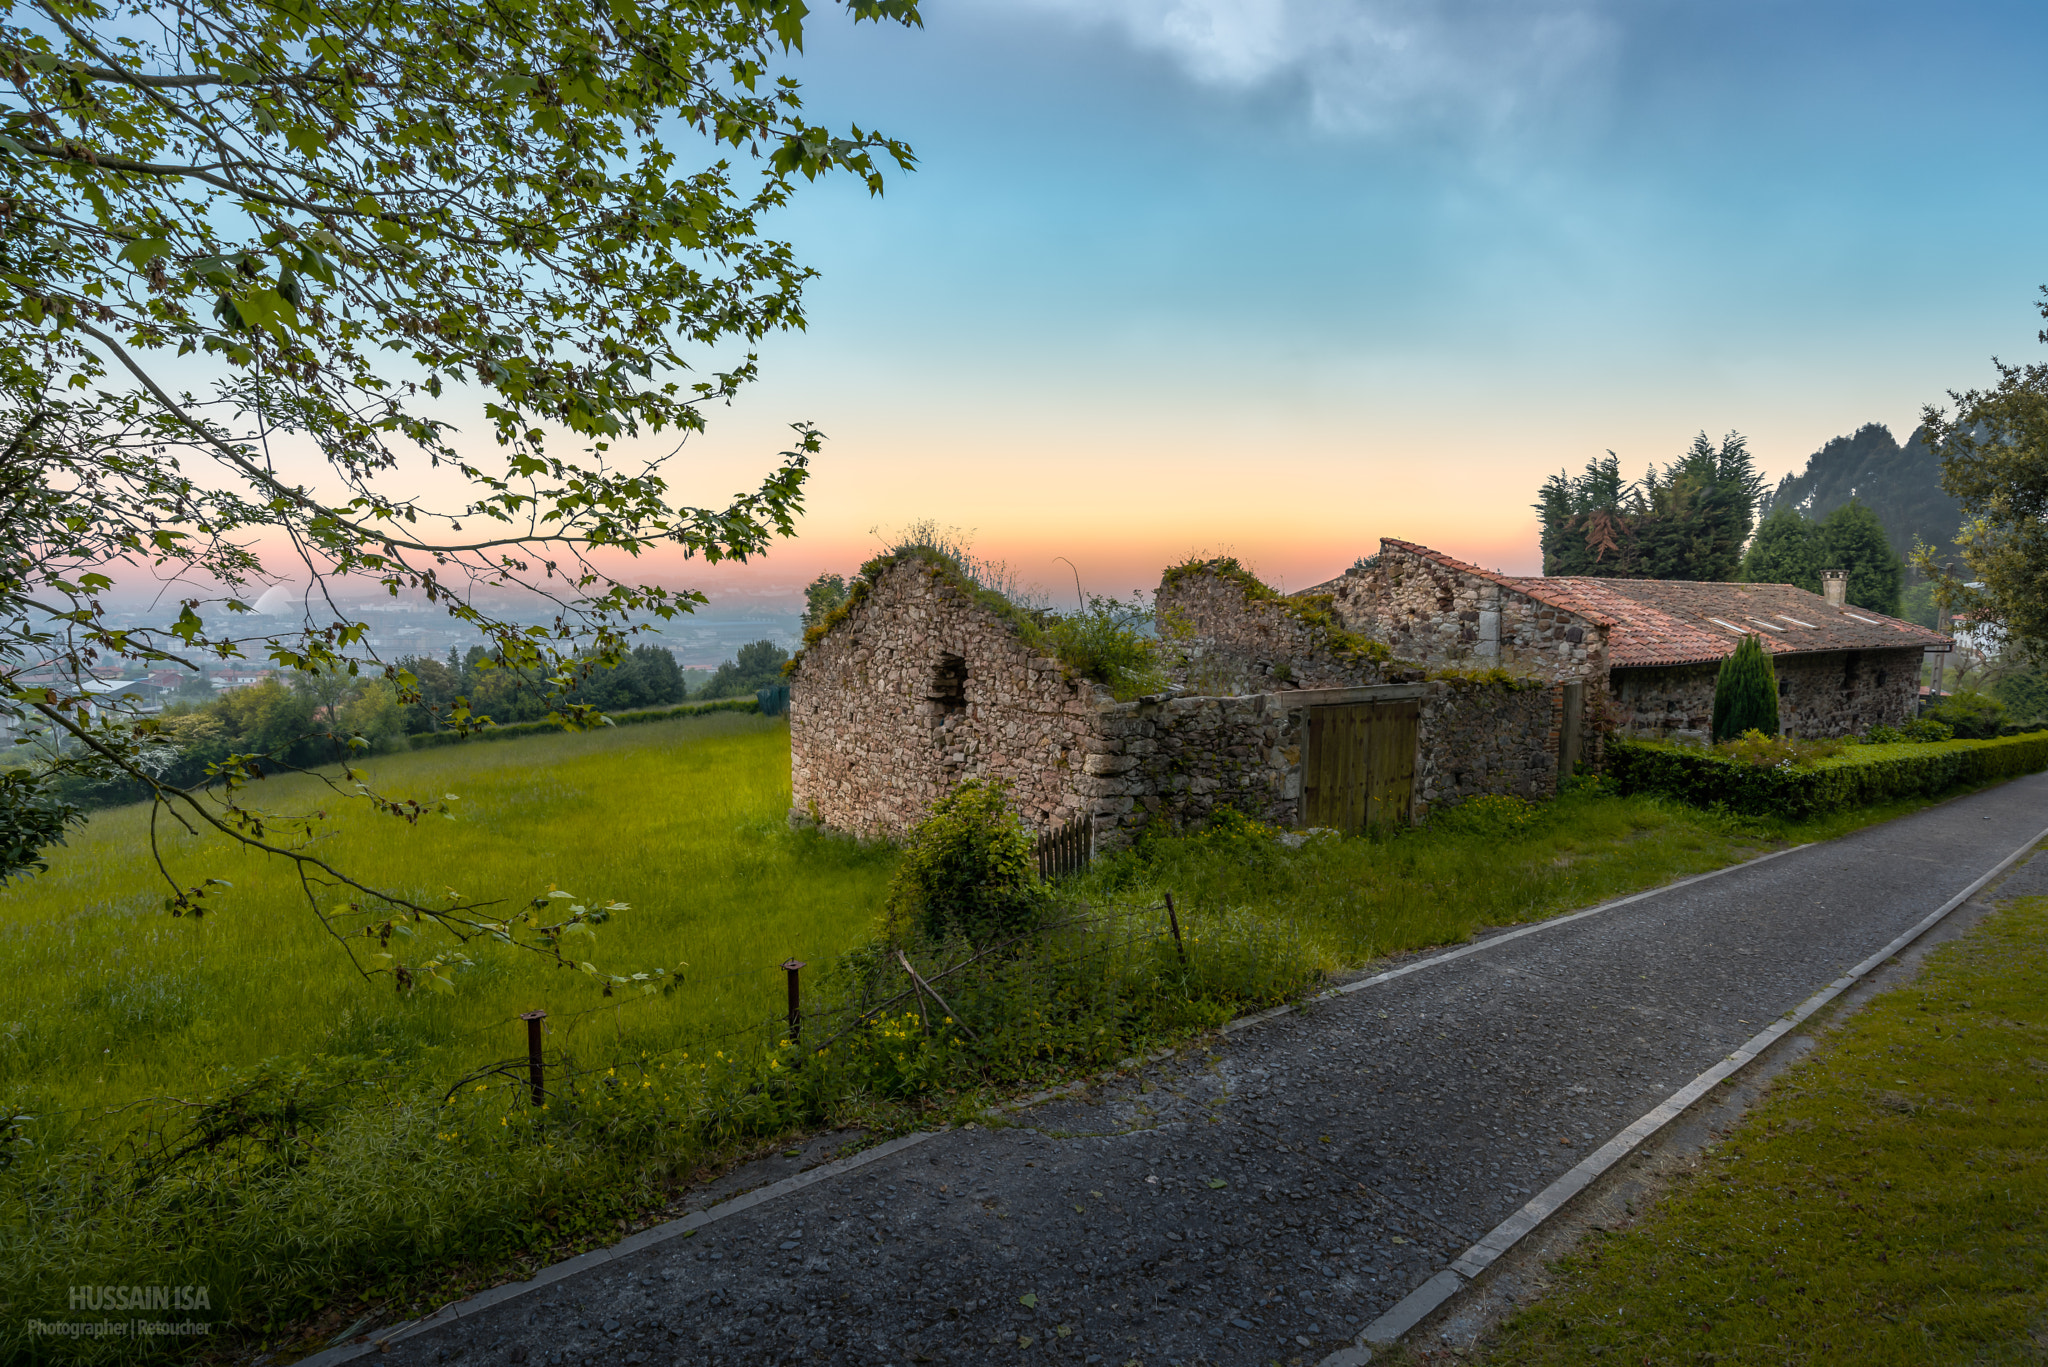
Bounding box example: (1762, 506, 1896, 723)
(1319, 540, 1953, 668)
(1510, 575, 1950, 667)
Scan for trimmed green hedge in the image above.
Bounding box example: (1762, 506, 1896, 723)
(405, 697, 761, 749)
(1608, 732, 2048, 819)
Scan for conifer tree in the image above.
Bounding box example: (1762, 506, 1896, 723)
(1740, 505, 1823, 590)
(1818, 500, 1904, 616)
(1712, 635, 1780, 742)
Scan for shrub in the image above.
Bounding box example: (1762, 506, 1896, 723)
(885, 780, 1045, 945)
(1039, 595, 1167, 701)
(1926, 689, 2007, 740)
(1711, 635, 1779, 742)
(1867, 717, 1953, 745)
(1608, 732, 2048, 818)
(1712, 730, 1846, 767)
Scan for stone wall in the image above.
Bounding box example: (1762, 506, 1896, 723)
(1077, 681, 1562, 842)
(1780, 647, 1922, 737)
(1155, 563, 1410, 696)
(1316, 542, 1610, 684)
(1081, 692, 1303, 840)
(794, 556, 1578, 848)
(789, 558, 1100, 838)
(1416, 680, 1564, 816)
(1608, 646, 1924, 740)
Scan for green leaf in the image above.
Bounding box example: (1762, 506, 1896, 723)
(1019, 1293, 1037, 1309)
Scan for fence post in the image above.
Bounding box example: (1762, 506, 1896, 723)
(782, 958, 806, 1043)
(520, 1010, 547, 1106)
(1165, 892, 1186, 963)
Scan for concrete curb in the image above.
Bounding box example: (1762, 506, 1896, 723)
(1324, 820, 2048, 1364)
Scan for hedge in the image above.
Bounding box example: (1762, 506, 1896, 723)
(1607, 731, 2048, 820)
(404, 696, 761, 749)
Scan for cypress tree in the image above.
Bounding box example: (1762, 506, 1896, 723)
(1712, 634, 1780, 741)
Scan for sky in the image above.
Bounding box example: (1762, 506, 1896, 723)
(616, 0, 2045, 607)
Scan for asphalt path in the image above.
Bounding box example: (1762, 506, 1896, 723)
(350, 773, 2048, 1367)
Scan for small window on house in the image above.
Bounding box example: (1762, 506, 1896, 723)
(929, 653, 967, 719)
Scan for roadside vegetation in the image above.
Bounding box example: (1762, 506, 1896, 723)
(1, 719, 2029, 1362)
(1466, 891, 2048, 1366)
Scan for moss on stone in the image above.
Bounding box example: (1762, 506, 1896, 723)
(1160, 556, 1394, 665)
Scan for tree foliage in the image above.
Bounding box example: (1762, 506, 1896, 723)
(1537, 433, 1764, 581)
(1739, 500, 1903, 616)
(884, 779, 1044, 948)
(694, 638, 788, 699)
(1711, 634, 1779, 743)
(1760, 422, 1963, 563)
(0, 0, 918, 979)
(1913, 288, 2048, 654)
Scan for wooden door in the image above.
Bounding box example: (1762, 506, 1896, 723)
(1303, 700, 1419, 833)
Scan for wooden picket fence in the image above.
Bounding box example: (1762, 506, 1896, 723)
(1034, 813, 1093, 881)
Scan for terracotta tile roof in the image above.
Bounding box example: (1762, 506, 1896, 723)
(1312, 539, 1953, 668)
(1506, 575, 1951, 667)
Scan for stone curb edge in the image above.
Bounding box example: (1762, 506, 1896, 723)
(282, 839, 1831, 1367)
(1323, 820, 2048, 1365)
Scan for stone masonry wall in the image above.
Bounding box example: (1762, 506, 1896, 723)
(1416, 681, 1564, 817)
(1609, 646, 1925, 740)
(1078, 680, 1562, 844)
(789, 559, 1100, 839)
(1318, 543, 1609, 684)
(1155, 565, 1410, 697)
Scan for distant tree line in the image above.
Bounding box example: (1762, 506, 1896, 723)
(50, 640, 792, 810)
(1535, 429, 1906, 616)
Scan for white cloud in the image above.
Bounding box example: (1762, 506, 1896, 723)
(1000, 0, 1614, 139)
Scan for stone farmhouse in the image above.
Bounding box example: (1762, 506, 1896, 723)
(1308, 539, 1952, 743)
(789, 551, 1576, 849)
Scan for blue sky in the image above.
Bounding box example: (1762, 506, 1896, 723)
(657, 0, 2048, 599)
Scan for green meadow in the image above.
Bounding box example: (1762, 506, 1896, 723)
(0, 717, 2023, 1363)
(0, 712, 897, 1123)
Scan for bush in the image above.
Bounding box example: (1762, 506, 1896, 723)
(1926, 689, 2007, 740)
(1711, 635, 1779, 742)
(1039, 595, 1167, 702)
(1608, 732, 2048, 819)
(885, 780, 1045, 945)
(1712, 730, 1846, 767)
(1867, 717, 1953, 745)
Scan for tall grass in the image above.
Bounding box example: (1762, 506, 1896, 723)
(0, 729, 1985, 1364)
(0, 712, 896, 1127)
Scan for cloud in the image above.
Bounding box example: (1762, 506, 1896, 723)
(1000, 0, 1615, 139)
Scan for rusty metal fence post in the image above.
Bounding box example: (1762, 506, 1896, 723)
(520, 1009, 547, 1106)
(782, 958, 806, 1043)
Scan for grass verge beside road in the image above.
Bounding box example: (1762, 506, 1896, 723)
(1468, 891, 2048, 1366)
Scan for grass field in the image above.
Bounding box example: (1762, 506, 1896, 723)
(0, 711, 897, 1125)
(1468, 890, 2048, 1366)
(0, 723, 2026, 1363)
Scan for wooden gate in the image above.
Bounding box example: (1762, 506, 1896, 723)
(1302, 699, 1419, 833)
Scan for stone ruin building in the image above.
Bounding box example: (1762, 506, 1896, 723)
(1310, 539, 1951, 745)
(788, 550, 1575, 850)
(788, 538, 1953, 847)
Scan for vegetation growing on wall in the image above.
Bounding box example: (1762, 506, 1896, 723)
(790, 535, 1166, 700)
(1158, 556, 1393, 665)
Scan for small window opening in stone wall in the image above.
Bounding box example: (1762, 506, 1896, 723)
(929, 652, 967, 720)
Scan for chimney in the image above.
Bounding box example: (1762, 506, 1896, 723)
(1822, 570, 1847, 609)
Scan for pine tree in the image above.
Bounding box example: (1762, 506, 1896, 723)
(1712, 634, 1780, 741)
(1818, 500, 1903, 616)
(1534, 434, 1762, 580)
(1740, 505, 1823, 590)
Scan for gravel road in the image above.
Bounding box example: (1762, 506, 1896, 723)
(354, 774, 2048, 1367)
